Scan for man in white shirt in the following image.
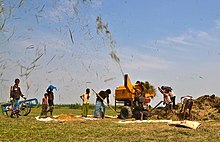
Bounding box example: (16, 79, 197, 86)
(158, 86, 173, 117)
(161, 86, 176, 109)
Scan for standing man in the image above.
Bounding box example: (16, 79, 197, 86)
(46, 85, 57, 117)
(94, 89, 111, 119)
(80, 88, 90, 117)
(10, 78, 26, 118)
(161, 86, 176, 109)
(158, 86, 173, 117)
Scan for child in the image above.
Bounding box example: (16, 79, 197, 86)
(80, 88, 90, 117)
(40, 94, 48, 118)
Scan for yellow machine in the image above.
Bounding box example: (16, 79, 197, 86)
(115, 74, 156, 119)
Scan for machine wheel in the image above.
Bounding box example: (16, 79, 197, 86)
(132, 107, 149, 120)
(132, 107, 142, 120)
(5, 109, 11, 117)
(19, 103, 31, 116)
(119, 106, 132, 119)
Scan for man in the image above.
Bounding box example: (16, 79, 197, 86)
(161, 86, 176, 109)
(94, 89, 111, 119)
(180, 95, 193, 120)
(46, 85, 57, 116)
(158, 86, 173, 117)
(10, 78, 26, 118)
(80, 88, 90, 117)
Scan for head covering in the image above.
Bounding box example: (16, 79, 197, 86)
(48, 85, 57, 91)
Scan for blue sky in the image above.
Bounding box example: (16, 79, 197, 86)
(0, 0, 220, 106)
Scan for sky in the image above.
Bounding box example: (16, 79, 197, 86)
(0, 0, 220, 106)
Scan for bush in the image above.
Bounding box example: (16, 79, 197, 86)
(69, 103, 81, 109)
(51, 103, 116, 110)
(53, 104, 81, 109)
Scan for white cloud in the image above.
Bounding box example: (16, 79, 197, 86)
(162, 36, 192, 46)
(119, 47, 172, 71)
(156, 27, 220, 53)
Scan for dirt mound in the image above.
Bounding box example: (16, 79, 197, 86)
(192, 95, 220, 120)
(55, 114, 84, 121)
(194, 95, 220, 108)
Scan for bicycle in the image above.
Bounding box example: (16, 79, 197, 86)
(1, 98, 38, 118)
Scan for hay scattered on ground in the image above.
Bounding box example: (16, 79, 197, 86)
(55, 114, 85, 121)
(149, 95, 220, 121)
(192, 95, 220, 120)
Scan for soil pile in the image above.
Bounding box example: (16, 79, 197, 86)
(149, 95, 220, 121)
(192, 95, 220, 120)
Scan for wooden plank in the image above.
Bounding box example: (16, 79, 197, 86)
(168, 120, 201, 129)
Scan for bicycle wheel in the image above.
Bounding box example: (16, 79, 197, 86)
(5, 109, 11, 117)
(4, 106, 12, 117)
(19, 103, 31, 116)
(15, 110, 20, 118)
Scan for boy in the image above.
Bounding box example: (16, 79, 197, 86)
(40, 94, 48, 118)
(80, 88, 90, 117)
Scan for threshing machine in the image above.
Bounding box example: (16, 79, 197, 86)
(115, 74, 156, 119)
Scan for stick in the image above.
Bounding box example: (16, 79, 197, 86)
(91, 89, 118, 115)
(150, 100, 163, 113)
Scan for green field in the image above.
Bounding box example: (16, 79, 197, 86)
(1, 106, 220, 142)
